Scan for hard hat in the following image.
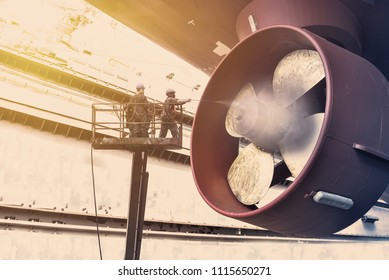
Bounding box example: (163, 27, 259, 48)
(166, 88, 175, 96)
(136, 83, 145, 90)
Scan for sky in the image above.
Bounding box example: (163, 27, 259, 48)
(0, 0, 210, 113)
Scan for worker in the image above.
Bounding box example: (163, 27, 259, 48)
(159, 88, 191, 138)
(124, 83, 151, 137)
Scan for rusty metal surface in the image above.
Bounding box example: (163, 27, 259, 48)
(85, 0, 251, 75)
(85, 0, 389, 81)
(1, 223, 389, 259)
(1, 118, 389, 259)
(0, 119, 245, 228)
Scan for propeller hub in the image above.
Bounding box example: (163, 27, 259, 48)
(230, 98, 291, 153)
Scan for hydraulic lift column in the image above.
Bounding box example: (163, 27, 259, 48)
(124, 149, 149, 260)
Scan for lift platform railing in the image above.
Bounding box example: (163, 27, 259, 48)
(91, 102, 184, 150)
(91, 101, 186, 259)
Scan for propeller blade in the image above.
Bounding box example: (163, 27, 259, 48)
(279, 113, 324, 178)
(228, 143, 274, 205)
(255, 184, 287, 208)
(286, 78, 326, 118)
(273, 49, 325, 108)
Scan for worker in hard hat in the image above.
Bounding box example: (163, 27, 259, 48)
(124, 83, 151, 137)
(159, 88, 191, 138)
